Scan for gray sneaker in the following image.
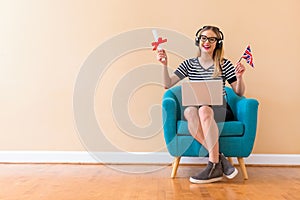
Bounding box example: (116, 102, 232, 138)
(189, 161, 223, 184)
(219, 153, 238, 179)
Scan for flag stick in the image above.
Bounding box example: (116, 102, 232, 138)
(238, 57, 242, 63)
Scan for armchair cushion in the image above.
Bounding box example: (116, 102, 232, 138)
(177, 121, 244, 137)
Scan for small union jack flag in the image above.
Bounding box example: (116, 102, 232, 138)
(241, 45, 254, 67)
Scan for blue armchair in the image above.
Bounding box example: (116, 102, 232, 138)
(162, 85, 259, 179)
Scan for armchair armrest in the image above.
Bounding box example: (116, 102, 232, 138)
(236, 98, 259, 127)
(236, 98, 259, 155)
(162, 98, 178, 144)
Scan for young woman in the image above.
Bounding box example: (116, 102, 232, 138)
(157, 26, 246, 184)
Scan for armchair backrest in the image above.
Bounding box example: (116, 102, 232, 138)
(224, 87, 245, 120)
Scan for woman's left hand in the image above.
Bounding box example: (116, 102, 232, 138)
(235, 62, 246, 79)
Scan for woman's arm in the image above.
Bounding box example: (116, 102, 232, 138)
(230, 62, 246, 96)
(157, 50, 181, 89)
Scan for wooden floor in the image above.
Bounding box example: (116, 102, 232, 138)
(0, 164, 299, 200)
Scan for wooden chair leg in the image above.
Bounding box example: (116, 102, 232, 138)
(171, 157, 181, 178)
(237, 157, 248, 180)
(227, 157, 234, 165)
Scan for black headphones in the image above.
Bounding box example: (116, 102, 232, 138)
(195, 26, 224, 49)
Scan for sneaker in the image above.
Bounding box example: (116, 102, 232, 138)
(189, 161, 223, 184)
(219, 153, 238, 179)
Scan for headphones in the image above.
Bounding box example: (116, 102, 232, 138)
(195, 26, 224, 49)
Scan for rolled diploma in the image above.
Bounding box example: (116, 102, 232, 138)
(152, 29, 165, 61)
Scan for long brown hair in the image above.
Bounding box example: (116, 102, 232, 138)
(196, 26, 224, 78)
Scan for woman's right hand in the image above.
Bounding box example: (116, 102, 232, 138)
(156, 49, 168, 66)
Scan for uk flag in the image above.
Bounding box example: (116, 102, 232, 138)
(242, 45, 254, 67)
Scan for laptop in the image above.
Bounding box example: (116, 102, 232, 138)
(181, 79, 223, 106)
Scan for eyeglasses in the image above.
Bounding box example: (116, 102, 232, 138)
(199, 35, 218, 43)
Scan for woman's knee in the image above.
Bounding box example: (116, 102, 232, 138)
(184, 107, 198, 120)
(198, 106, 214, 121)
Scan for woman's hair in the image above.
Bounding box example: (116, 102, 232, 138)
(196, 26, 224, 78)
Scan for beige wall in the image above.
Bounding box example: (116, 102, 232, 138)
(0, 0, 299, 154)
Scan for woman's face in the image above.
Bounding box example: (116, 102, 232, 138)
(198, 29, 218, 55)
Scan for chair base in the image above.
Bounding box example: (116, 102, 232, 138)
(171, 156, 249, 180)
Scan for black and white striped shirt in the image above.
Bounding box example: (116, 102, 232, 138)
(174, 58, 237, 96)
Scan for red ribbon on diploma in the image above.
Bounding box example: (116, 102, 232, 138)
(151, 37, 167, 51)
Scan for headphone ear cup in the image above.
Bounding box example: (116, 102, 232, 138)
(216, 40, 223, 49)
(195, 37, 199, 46)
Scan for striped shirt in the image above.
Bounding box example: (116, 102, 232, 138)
(174, 58, 237, 96)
